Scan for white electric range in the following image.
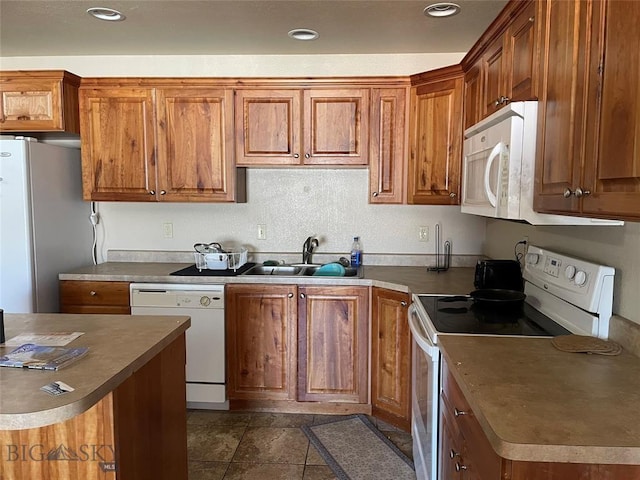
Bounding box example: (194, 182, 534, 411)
(408, 245, 615, 480)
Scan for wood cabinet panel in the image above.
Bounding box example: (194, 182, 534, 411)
(369, 87, 407, 203)
(371, 287, 411, 430)
(408, 69, 463, 205)
(225, 284, 297, 401)
(0, 70, 80, 133)
(59, 280, 130, 314)
(463, 64, 483, 130)
(507, 1, 539, 102)
(80, 87, 156, 201)
(482, 35, 506, 117)
(297, 286, 368, 403)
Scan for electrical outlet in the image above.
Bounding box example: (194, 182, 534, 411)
(163, 222, 173, 239)
(257, 224, 267, 240)
(419, 226, 429, 242)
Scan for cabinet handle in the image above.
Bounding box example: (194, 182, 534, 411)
(449, 192, 456, 198)
(300, 293, 306, 299)
(455, 462, 468, 472)
(305, 153, 311, 159)
(160, 190, 166, 195)
(372, 192, 379, 197)
(89, 291, 97, 296)
(449, 449, 460, 459)
(149, 190, 156, 195)
(401, 301, 408, 307)
(574, 187, 591, 198)
(288, 293, 294, 298)
(529, 16, 535, 22)
(563, 188, 574, 198)
(294, 153, 300, 159)
(454, 407, 468, 417)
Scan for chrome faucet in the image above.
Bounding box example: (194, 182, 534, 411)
(302, 236, 319, 264)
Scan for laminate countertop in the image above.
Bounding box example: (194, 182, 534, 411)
(0, 313, 190, 430)
(438, 335, 640, 465)
(59, 262, 477, 295)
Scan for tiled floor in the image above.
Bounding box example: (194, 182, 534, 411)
(187, 410, 413, 480)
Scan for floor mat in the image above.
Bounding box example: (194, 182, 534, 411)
(302, 415, 416, 480)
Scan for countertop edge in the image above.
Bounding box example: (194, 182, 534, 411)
(0, 317, 190, 430)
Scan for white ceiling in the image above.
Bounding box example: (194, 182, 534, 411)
(0, 0, 507, 57)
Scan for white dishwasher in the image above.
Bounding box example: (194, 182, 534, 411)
(130, 283, 228, 410)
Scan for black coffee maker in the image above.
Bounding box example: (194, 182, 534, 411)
(474, 260, 524, 292)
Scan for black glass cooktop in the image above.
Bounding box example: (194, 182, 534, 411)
(418, 295, 570, 336)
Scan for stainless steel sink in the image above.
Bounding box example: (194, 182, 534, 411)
(301, 266, 360, 277)
(243, 265, 303, 276)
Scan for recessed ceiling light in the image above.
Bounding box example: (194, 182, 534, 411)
(86, 7, 126, 22)
(423, 2, 461, 18)
(288, 28, 319, 41)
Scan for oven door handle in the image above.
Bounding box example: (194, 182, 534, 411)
(409, 304, 439, 356)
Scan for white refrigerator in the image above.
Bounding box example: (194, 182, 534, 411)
(0, 137, 93, 313)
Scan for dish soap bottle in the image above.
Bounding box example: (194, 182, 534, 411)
(350, 236, 362, 267)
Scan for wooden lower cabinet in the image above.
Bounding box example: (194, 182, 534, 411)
(59, 280, 130, 314)
(371, 287, 411, 431)
(226, 284, 369, 408)
(440, 359, 640, 480)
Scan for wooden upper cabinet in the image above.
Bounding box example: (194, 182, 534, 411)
(482, 34, 507, 117)
(463, 63, 483, 130)
(80, 87, 156, 201)
(235, 87, 369, 166)
(580, 0, 640, 220)
(507, 1, 539, 103)
(408, 67, 464, 205)
(369, 87, 408, 203)
(297, 286, 369, 404)
(156, 88, 239, 202)
(80, 80, 243, 203)
(371, 287, 411, 431)
(0, 70, 80, 133)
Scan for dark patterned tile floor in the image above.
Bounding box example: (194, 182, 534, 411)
(187, 410, 413, 480)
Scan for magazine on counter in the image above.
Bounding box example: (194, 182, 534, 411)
(0, 343, 89, 370)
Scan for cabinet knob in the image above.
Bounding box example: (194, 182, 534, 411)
(454, 407, 468, 417)
(372, 192, 379, 197)
(455, 462, 468, 472)
(401, 301, 408, 307)
(563, 188, 574, 198)
(574, 187, 591, 198)
(160, 190, 166, 195)
(304, 153, 311, 159)
(300, 293, 306, 299)
(149, 190, 156, 195)
(529, 16, 535, 22)
(294, 153, 300, 159)
(288, 293, 294, 298)
(89, 291, 97, 296)
(449, 449, 460, 459)
(449, 192, 456, 198)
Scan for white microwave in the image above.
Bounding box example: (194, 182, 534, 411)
(461, 102, 622, 225)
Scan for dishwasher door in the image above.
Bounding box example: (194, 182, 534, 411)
(130, 283, 227, 409)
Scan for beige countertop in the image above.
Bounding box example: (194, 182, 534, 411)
(58, 262, 476, 295)
(0, 313, 190, 430)
(438, 335, 640, 465)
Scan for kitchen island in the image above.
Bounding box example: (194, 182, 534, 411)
(0, 313, 190, 480)
(438, 335, 640, 478)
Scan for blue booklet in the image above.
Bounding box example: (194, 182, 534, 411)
(0, 343, 89, 370)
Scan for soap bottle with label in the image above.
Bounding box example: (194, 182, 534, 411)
(350, 236, 362, 267)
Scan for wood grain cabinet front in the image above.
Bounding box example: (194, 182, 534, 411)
(371, 287, 411, 431)
(0, 70, 80, 133)
(234, 87, 369, 166)
(59, 280, 130, 314)
(79, 81, 243, 203)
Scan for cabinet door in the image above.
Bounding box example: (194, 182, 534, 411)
(582, 0, 640, 220)
(369, 87, 407, 203)
(234, 89, 302, 165)
(439, 401, 463, 480)
(303, 89, 369, 165)
(506, 1, 539, 102)
(482, 34, 507, 117)
(463, 63, 483, 130)
(534, 0, 590, 214)
(0, 71, 80, 133)
(156, 88, 237, 201)
(371, 288, 411, 430)
(297, 286, 368, 403)
(408, 75, 463, 204)
(80, 88, 157, 201)
(225, 284, 297, 401)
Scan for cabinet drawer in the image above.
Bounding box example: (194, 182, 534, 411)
(60, 280, 130, 307)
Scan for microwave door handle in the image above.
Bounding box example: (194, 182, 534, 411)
(484, 142, 503, 207)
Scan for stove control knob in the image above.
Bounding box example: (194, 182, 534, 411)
(200, 296, 211, 306)
(564, 265, 576, 280)
(526, 253, 540, 265)
(574, 270, 588, 287)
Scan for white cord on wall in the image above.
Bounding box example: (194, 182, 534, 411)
(89, 201, 99, 265)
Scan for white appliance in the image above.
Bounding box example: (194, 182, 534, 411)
(0, 137, 93, 313)
(461, 102, 623, 225)
(409, 245, 615, 480)
(130, 283, 228, 410)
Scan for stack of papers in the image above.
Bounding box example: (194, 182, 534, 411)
(0, 344, 89, 370)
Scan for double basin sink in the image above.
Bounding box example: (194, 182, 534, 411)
(244, 264, 362, 278)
